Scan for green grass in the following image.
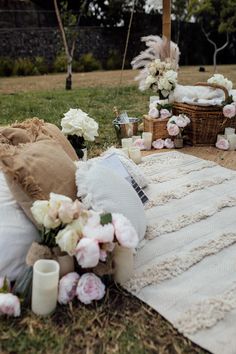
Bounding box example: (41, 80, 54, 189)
(0, 85, 207, 354)
(0, 86, 148, 157)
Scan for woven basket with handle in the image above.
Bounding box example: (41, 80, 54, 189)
(173, 82, 236, 146)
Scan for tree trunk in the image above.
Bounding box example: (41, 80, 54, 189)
(201, 25, 229, 73)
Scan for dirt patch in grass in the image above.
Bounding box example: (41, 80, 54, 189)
(0, 65, 235, 94)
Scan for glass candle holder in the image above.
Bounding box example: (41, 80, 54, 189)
(32, 259, 60, 316)
(129, 147, 142, 164)
(224, 127, 235, 138)
(142, 132, 153, 150)
(227, 134, 236, 151)
(121, 138, 133, 149)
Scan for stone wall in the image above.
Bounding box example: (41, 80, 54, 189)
(0, 0, 235, 66)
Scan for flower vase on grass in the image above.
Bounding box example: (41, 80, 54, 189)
(61, 108, 99, 160)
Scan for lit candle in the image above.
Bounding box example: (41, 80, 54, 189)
(132, 135, 141, 142)
(113, 245, 134, 284)
(224, 127, 235, 138)
(32, 259, 60, 316)
(129, 147, 142, 164)
(227, 135, 236, 151)
(142, 132, 153, 150)
(121, 138, 133, 149)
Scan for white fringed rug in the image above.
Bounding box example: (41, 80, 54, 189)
(124, 151, 236, 354)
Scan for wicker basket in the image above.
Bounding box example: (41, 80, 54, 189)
(143, 115, 169, 141)
(172, 82, 236, 146)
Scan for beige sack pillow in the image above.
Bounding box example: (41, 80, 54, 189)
(0, 139, 77, 224)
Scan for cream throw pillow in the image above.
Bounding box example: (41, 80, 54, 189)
(0, 171, 39, 281)
(76, 162, 147, 241)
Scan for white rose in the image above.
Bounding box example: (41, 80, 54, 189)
(145, 75, 157, 88)
(31, 200, 49, 226)
(158, 77, 172, 91)
(56, 220, 82, 255)
(163, 70, 178, 84)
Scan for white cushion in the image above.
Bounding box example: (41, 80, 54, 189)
(91, 147, 148, 188)
(76, 162, 147, 241)
(0, 171, 39, 281)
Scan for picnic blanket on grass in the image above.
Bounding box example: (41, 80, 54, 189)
(124, 151, 236, 354)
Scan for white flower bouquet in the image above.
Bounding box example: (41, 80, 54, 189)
(61, 108, 99, 159)
(140, 59, 178, 99)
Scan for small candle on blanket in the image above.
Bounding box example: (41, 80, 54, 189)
(121, 138, 133, 149)
(224, 127, 235, 138)
(129, 147, 142, 164)
(227, 135, 236, 151)
(142, 132, 153, 150)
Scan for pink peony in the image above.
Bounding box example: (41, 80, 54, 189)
(223, 104, 236, 119)
(152, 139, 165, 149)
(133, 138, 146, 150)
(58, 202, 76, 224)
(167, 123, 180, 136)
(0, 293, 20, 317)
(148, 107, 159, 119)
(164, 138, 174, 149)
(75, 238, 100, 268)
(160, 109, 171, 119)
(174, 115, 189, 128)
(215, 138, 229, 150)
(76, 273, 105, 305)
(112, 213, 139, 248)
(83, 222, 114, 243)
(58, 272, 80, 305)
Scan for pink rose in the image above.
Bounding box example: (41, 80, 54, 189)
(0, 293, 20, 317)
(83, 223, 114, 243)
(58, 272, 80, 305)
(76, 273, 105, 305)
(112, 213, 139, 248)
(223, 104, 236, 119)
(152, 139, 165, 149)
(148, 107, 159, 119)
(133, 138, 146, 150)
(215, 138, 229, 150)
(160, 109, 171, 120)
(164, 138, 174, 149)
(58, 202, 75, 224)
(167, 123, 180, 136)
(75, 238, 100, 268)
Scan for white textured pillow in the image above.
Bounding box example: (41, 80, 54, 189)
(0, 171, 39, 281)
(91, 147, 148, 188)
(76, 162, 147, 241)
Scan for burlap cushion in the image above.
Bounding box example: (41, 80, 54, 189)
(0, 139, 77, 224)
(0, 118, 78, 161)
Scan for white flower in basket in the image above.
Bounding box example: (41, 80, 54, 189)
(207, 74, 233, 92)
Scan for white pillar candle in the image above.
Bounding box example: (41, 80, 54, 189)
(121, 147, 129, 156)
(113, 245, 134, 285)
(121, 138, 133, 149)
(129, 147, 142, 164)
(32, 259, 60, 316)
(217, 134, 226, 142)
(227, 134, 236, 151)
(142, 132, 153, 150)
(224, 127, 235, 137)
(149, 96, 159, 105)
(132, 135, 141, 142)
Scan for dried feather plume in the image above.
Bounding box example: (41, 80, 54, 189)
(131, 35, 180, 89)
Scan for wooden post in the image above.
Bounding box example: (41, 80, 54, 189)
(162, 0, 171, 58)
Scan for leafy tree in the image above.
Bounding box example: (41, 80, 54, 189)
(188, 0, 236, 71)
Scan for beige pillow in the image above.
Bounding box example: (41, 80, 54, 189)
(0, 118, 78, 161)
(0, 139, 77, 224)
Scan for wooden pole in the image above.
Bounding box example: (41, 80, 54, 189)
(162, 0, 171, 58)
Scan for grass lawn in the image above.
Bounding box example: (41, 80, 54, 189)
(1, 66, 235, 353)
